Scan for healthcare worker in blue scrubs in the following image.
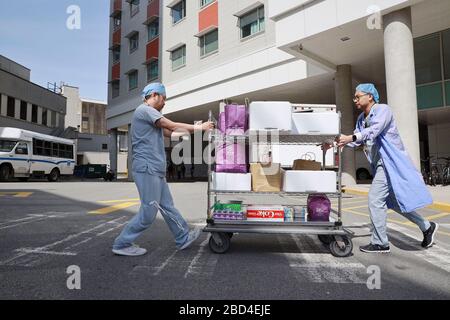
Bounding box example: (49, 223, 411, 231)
(112, 83, 214, 256)
(328, 83, 438, 253)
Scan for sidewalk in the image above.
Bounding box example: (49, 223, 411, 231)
(343, 184, 450, 212)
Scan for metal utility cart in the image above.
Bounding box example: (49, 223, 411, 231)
(203, 105, 354, 257)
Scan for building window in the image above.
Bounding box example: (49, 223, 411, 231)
(414, 33, 442, 85)
(113, 15, 121, 31)
(129, 32, 139, 53)
(32, 104, 38, 123)
(130, 0, 140, 17)
(171, 45, 186, 70)
(443, 29, 450, 81)
(42, 109, 48, 126)
(172, 0, 186, 25)
(200, 29, 218, 57)
(20, 101, 27, 121)
(82, 116, 89, 131)
(112, 48, 121, 63)
(7, 97, 15, 118)
(148, 19, 159, 42)
(200, 0, 215, 8)
(240, 6, 265, 39)
(147, 60, 159, 81)
(51, 111, 57, 128)
(102, 144, 108, 150)
(112, 81, 120, 98)
(128, 71, 138, 90)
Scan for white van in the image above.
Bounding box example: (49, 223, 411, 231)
(0, 127, 76, 182)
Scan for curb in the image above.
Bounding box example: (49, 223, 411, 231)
(343, 187, 450, 212)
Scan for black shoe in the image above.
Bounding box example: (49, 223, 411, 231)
(422, 222, 439, 248)
(360, 244, 390, 253)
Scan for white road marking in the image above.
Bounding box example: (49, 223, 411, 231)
(153, 250, 179, 276)
(388, 223, 450, 273)
(0, 216, 128, 267)
(0, 216, 52, 230)
(14, 248, 77, 256)
(277, 235, 367, 284)
(183, 237, 218, 279)
(0, 215, 46, 226)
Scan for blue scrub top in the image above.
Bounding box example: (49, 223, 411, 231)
(131, 104, 166, 177)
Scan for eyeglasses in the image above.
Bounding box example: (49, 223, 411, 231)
(353, 93, 369, 102)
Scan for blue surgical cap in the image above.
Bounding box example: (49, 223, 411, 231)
(356, 83, 379, 103)
(142, 82, 166, 98)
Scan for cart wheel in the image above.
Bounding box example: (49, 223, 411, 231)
(329, 236, 353, 257)
(318, 235, 334, 245)
(209, 232, 231, 254)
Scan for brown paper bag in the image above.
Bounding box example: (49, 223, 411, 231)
(292, 159, 322, 171)
(250, 163, 283, 192)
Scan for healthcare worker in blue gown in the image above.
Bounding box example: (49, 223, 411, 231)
(327, 83, 438, 253)
(112, 83, 214, 256)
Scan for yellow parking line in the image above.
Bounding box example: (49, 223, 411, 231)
(424, 212, 450, 221)
(89, 202, 139, 215)
(343, 205, 368, 210)
(0, 192, 33, 198)
(343, 209, 450, 237)
(98, 198, 140, 204)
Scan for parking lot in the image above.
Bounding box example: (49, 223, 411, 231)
(0, 180, 449, 300)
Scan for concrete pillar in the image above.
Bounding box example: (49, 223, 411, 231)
(335, 64, 357, 185)
(383, 7, 421, 170)
(109, 128, 118, 177)
(127, 124, 133, 181)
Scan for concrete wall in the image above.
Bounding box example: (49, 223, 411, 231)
(77, 133, 110, 152)
(0, 55, 30, 80)
(79, 152, 110, 166)
(0, 69, 66, 117)
(62, 85, 82, 129)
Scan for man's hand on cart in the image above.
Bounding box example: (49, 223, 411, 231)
(195, 121, 215, 131)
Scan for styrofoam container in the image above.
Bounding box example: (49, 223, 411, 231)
(212, 172, 252, 191)
(249, 101, 292, 132)
(250, 144, 334, 167)
(282, 170, 336, 193)
(291, 112, 339, 135)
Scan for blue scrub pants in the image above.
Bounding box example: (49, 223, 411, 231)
(113, 172, 189, 250)
(368, 164, 431, 246)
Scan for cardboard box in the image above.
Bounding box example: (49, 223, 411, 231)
(212, 172, 252, 191)
(291, 112, 339, 135)
(282, 170, 336, 193)
(250, 163, 283, 192)
(249, 101, 292, 132)
(247, 205, 285, 222)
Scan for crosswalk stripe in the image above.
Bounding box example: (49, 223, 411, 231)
(277, 235, 367, 284)
(387, 223, 450, 273)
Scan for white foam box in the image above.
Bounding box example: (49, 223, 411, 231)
(212, 172, 252, 191)
(282, 170, 336, 193)
(249, 144, 334, 167)
(249, 101, 292, 132)
(291, 112, 339, 135)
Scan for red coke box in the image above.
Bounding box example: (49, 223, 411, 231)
(247, 206, 285, 221)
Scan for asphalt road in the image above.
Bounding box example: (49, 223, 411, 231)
(0, 180, 449, 300)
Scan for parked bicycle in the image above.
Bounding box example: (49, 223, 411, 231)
(439, 157, 450, 186)
(421, 156, 442, 186)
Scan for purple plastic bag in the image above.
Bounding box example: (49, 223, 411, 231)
(225, 104, 247, 135)
(215, 142, 247, 173)
(307, 194, 331, 222)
